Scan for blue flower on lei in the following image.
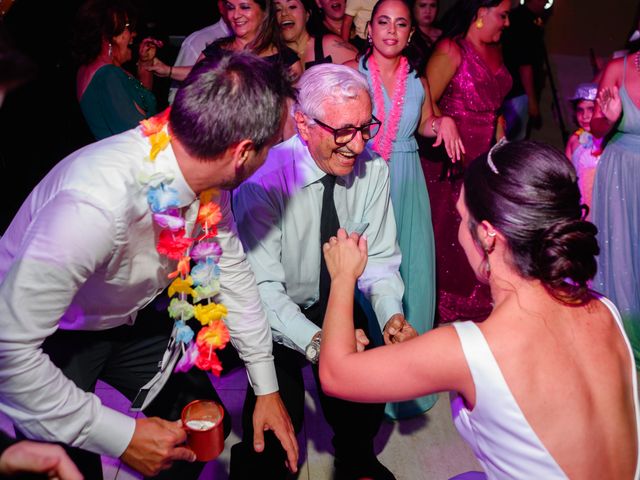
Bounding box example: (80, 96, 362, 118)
(175, 320, 195, 344)
(147, 185, 181, 213)
(191, 257, 221, 287)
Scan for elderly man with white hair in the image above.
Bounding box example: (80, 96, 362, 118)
(231, 64, 416, 480)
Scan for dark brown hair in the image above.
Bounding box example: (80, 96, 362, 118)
(71, 0, 138, 65)
(216, 0, 287, 57)
(463, 141, 599, 304)
(361, 0, 420, 74)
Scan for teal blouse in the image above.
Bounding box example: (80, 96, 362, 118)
(79, 64, 157, 140)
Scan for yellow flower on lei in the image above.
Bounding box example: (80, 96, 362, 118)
(168, 276, 195, 298)
(193, 303, 228, 326)
(148, 131, 171, 161)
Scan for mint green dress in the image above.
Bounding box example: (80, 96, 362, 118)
(360, 58, 438, 419)
(79, 64, 157, 140)
(592, 55, 640, 365)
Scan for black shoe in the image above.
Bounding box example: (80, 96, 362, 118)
(334, 456, 396, 480)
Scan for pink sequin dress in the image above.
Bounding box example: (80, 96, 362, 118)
(422, 38, 512, 324)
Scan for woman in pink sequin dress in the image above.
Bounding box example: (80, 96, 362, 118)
(422, 0, 512, 324)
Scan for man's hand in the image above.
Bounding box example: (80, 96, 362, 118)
(0, 441, 83, 480)
(121, 417, 195, 477)
(144, 57, 172, 77)
(383, 314, 418, 345)
(252, 392, 299, 473)
(354, 328, 370, 352)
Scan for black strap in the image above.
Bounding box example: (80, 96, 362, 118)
(314, 32, 325, 63)
(304, 33, 333, 70)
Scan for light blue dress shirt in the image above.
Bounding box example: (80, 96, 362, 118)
(234, 134, 404, 353)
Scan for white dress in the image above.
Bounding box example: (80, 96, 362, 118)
(451, 297, 640, 479)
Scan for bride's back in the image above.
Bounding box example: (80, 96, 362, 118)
(460, 140, 638, 478)
(483, 293, 638, 478)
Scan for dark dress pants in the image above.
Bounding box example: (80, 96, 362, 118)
(15, 304, 231, 480)
(229, 299, 385, 479)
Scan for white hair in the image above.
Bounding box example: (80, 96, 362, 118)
(293, 63, 372, 121)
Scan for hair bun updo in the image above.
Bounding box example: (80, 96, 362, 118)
(534, 219, 599, 303)
(463, 140, 601, 304)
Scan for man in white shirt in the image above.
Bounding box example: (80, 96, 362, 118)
(168, 0, 231, 104)
(232, 64, 416, 480)
(0, 53, 298, 479)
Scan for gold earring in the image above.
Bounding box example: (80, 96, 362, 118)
(475, 17, 484, 29)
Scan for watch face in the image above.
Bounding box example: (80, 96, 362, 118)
(305, 343, 320, 363)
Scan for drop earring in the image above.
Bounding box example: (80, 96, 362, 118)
(108, 42, 113, 58)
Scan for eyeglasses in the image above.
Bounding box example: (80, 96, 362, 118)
(312, 116, 381, 146)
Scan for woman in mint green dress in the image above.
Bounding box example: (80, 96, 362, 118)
(72, 0, 160, 140)
(347, 0, 464, 419)
(591, 53, 640, 365)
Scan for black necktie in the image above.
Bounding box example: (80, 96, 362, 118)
(315, 174, 340, 326)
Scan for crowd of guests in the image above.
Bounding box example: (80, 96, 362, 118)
(0, 0, 639, 478)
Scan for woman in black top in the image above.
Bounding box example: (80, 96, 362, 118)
(275, 0, 356, 70)
(149, 0, 302, 82)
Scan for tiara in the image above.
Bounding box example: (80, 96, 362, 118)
(487, 137, 508, 174)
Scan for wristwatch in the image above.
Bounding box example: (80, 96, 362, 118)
(305, 332, 322, 364)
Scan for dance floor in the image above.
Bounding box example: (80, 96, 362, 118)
(0, 364, 482, 479)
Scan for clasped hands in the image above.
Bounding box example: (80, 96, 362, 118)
(322, 229, 418, 347)
(137, 37, 164, 68)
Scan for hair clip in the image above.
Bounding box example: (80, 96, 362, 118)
(487, 137, 508, 175)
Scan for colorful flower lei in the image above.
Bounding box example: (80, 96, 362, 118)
(369, 54, 409, 162)
(138, 108, 230, 375)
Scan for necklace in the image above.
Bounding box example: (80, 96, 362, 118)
(635, 51, 640, 73)
(368, 54, 409, 161)
(139, 109, 230, 375)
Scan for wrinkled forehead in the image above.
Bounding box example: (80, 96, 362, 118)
(319, 91, 372, 123)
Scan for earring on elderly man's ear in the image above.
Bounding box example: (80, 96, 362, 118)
(475, 17, 484, 29)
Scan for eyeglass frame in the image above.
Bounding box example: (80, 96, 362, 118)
(311, 115, 382, 146)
